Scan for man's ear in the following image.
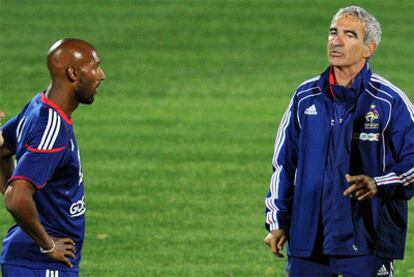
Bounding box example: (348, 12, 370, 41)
(66, 65, 77, 82)
(364, 42, 377, 59)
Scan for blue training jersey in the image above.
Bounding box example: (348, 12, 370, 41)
(1, 93, 85, 271)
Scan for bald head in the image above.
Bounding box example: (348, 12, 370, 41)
(47, 38, 99, 77)
(45, 38, 105, 108)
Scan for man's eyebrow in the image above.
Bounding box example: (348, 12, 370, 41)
(329, 27, 337, 32)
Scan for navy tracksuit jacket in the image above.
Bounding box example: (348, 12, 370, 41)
(265, 63, 414, 259)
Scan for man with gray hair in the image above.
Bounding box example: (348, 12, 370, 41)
(264, 6, 414, 276)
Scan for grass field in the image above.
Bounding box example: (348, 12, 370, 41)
(0, 0, 413, 276)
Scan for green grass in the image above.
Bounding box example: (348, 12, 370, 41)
(0, 0, 413, 276)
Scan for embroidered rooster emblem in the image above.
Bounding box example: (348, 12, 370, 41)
(365, 104, 379, 123)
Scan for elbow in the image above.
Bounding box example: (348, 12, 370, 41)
(5, 189, 15, 214)
(4, 186, 20, 215)
(4, 181, 35, 217)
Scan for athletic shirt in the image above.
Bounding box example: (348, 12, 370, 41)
(0, 93, 85, 272)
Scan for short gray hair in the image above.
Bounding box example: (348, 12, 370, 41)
(331, 6, 382, 46)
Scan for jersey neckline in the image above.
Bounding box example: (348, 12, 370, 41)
(41, 93, 73, 125)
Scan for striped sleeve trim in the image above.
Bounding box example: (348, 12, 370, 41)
(26, 145, 65, 153)
(401, 167, 414, 187)
(266, 98, 294, 230)
(268, 221, 279, 231)
(375, 167, 414, 187)
(38, 109, 61, 150)
(266, 166, 283, 230)
(16, 116, 27, 143)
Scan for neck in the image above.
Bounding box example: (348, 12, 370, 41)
(332, 60, 366, 87)
(45, 83, 78, 117)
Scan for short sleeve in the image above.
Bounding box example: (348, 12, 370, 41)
(1, 115, 19, 152)
(9, 108, 68, 189)
(1, 101, 32, 152)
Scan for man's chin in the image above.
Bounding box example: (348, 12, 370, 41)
(79, 96, 95, 105)
(328, 56, 346, 66)
(328, 61, 344, 67)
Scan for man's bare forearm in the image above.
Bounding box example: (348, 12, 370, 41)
(0, 147, 14, 195)
(5, 181, 54, 250)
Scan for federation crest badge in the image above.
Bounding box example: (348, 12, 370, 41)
(364, 104, 379, 129)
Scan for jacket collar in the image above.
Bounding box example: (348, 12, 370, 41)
(318, 62, 372, 99)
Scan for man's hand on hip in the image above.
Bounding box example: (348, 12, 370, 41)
(45, 236, 76, 268)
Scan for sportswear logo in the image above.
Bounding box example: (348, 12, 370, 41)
(304, 104, 318, 115)
(377, 264, 389, 276)
(46, 269, 59, 277)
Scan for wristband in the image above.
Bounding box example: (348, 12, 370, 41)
(40, 239, 55, 254)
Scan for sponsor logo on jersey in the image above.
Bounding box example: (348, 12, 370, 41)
(70, 196, 86, 217)
(353, 132, 380, 142)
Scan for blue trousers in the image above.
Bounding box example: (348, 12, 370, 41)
(287, 255, 394, 277)
(1, 264, 78, 277)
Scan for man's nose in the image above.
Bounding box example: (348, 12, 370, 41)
(98, 67, 106, 80)
(332, 34, 344, 46)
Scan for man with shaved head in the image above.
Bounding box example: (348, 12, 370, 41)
(0, 38, 105, 276)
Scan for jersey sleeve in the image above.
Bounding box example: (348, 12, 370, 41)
(1, 100, 33, 152)
(265, 94, 299, 232)
(9, 107, 68, 189)
(375, 92, 414, 199)
(1, 115, 19, 152)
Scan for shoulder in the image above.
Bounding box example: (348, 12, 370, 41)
(368, 73, 414, 119)
(368, 73, 408, 101)
(294, 76, 321, 99)
(26, 105, 69, 151)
